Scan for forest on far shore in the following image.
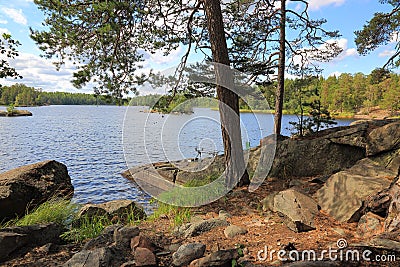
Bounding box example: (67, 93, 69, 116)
(1, 68, 399, 118)
(130, 68, 400, 117)
(0, 84, 129, 106)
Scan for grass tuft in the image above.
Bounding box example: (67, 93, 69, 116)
(148, 201, 191, 227)
(1, 198, 78, 228)
(61, 215, 110, 243)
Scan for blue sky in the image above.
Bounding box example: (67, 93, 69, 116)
(0, 0, 398, 93)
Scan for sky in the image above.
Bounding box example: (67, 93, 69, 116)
(0, 0, 398, 94)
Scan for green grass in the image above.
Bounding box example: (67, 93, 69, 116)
(183, 172, 220, 187)
(61, 205, 143, 243)
(61, 215, 111, 243)
(1, 198, 145, 244)
(148, 201, 191, 227)
(156, 171, 227, 207)
(1, 198, 78, 228)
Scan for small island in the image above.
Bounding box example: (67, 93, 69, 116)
(0, 105, 32, 117)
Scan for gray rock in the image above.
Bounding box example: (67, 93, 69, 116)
(134, 247, 157, 266)
(131, 235, 156, 252)
(371, 147, 400, 174)
(261, 192, 278, 212)
(367, 121, 400, 156)
(0, 232, 26, 262)
(172, 243, 206, 266)
(78, 199, 146, 222)
(189, 249, 238, 267)
(273, 189, 319, 232)
(168, 243, 182, 253)
(0, 160, 73, 222)
(316, 158, 393, 222)
(357, 212, 384, 238)
(218, 210, 231, 220)
(0, 223, 64, 262)
(224, 225, 248, 238)
(83, 224, 121, 250)
(325, 123, 369, 148)
(385, 177, 400, 232)
(184, 218, 229, 238)
(369, 238, 400, 252)
(268, 128, 366, 178)
(113, 226, 140, 248)
(332, 228, 346, 236)
(63, 247, 112, 267)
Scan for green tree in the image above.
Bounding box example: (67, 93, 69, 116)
(288, 76, 336, 136)
(381, 74, 400, 113)
(31, 0, 252, 188)
(0, 33, 22, 82)
(355, 0, 400, 68)
(225, 0, 342, 135)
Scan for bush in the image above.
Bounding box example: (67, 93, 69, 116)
(6, 103, 15, 115)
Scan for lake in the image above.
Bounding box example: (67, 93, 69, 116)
(0, 105, 353, 208)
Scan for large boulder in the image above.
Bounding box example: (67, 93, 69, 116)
(267, 125, 367, 178)
(0, 160, 74, 222)
(367, 121, 400, 156)
(316, 159, 395, 222)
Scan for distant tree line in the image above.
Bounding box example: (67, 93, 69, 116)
(261, 69, 400, 116)
(132, 68, 400, 117)
(0, 83, 128, 106)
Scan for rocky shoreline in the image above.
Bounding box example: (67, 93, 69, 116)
(1, 119, 400, 266)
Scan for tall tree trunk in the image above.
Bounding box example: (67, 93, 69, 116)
(203, 0, 250, 187)
(274, 0, 286, 136)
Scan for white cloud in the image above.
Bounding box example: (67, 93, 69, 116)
(142, 46, 184, 66)
(0, 19, 7, 24)
(0, 27, 10, 34)
(333, 38, 358, 61)
(0, 52, 82, 92)
(343, 48, 357, 57)
(308, 0, 345, 10)
(1, 7, 27, 25)
(379, 50, 396, 58)
(0, 51, 162, 94)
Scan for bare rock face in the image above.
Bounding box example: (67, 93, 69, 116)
(316, 159, 394, 222)
(0, 160, 74, 222)
(267, 125, 367, 179)
(367, 121, 400, 156)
